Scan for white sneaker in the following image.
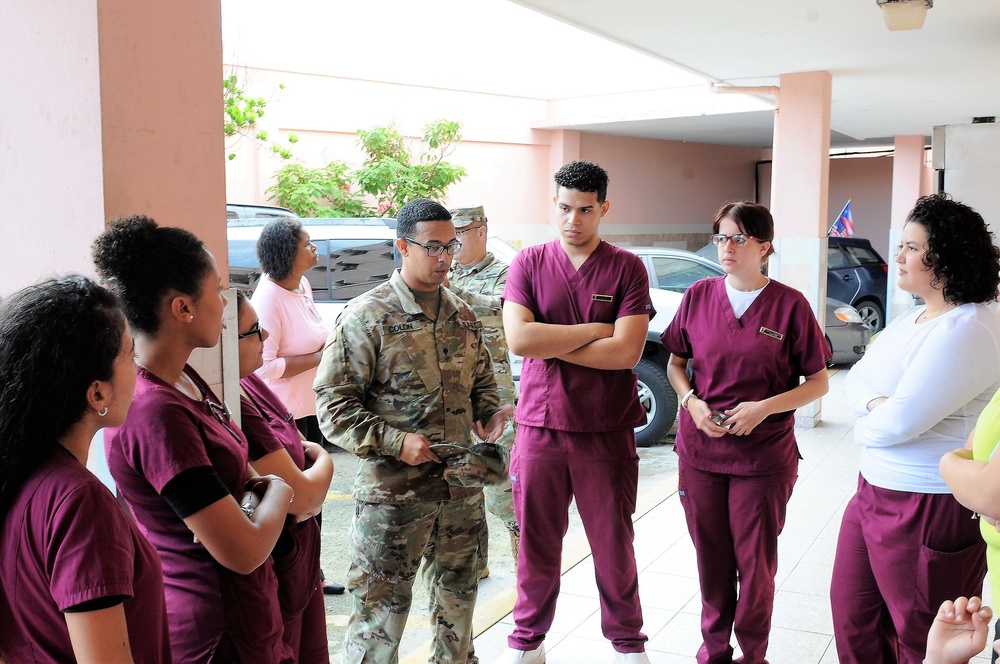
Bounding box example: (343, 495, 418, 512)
(612, 652, 651, 664)
(492, 644, 546, 663)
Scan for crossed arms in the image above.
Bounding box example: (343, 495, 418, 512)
(502, 300, 647, 370)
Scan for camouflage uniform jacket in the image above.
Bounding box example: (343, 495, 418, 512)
(314, 269, 501, 504)
(448, 253, 516, 408)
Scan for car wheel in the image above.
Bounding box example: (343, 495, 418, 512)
(634, 358, 677, 448)
(854, 298, 884, 332)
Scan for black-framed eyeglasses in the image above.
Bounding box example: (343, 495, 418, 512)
(711, 233, 756, 247)
(238, 320, 262, 341)
(404, 238, 462, 257)
(455, 225, 484, 237)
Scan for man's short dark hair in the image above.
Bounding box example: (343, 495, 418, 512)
(396, 198, 452, 238)
(554, 161, 610, 203)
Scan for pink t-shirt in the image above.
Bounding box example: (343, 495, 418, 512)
(502, 240, 655, 432)
(251, 275, 328, 419)
(0, 449, 170, 663)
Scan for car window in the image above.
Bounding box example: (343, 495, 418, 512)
(843, 245, 882, 265)
(651, 256, 720, 293)
(326, 239, 396, 301)
(827, 246, 851, 269)
(227, 236, 396, 303)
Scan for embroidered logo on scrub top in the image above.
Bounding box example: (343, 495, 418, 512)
(592, 294, 614, 302)
(759, 326, 784, 341)
(382, 321, 421, 335)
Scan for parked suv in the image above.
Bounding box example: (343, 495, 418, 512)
(228, 216, 398, 303)
(826, 236, 888, 332)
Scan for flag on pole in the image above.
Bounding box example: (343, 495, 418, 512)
(829, 200, 855, 237)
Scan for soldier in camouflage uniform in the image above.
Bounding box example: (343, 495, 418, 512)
(446, 206, 520, 577)
(315, 198, 512, 664)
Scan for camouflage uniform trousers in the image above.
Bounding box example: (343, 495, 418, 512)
(483, 420, 517, 535)
(342, 492, 487, 664)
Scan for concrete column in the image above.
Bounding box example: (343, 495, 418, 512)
(886, 135, 927, 323)
(1, 0, 236, 470)
(769, 71, 832, 426)
(97, 0, 236, 413)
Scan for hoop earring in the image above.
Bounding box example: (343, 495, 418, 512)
(98, 406, 109, 417)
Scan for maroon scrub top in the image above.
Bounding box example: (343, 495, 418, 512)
(0, 448, 170, 663)
(107, 365, 288, 664)
(503, 240, 655, 432)
(661, 277, 829, 475)
(240, 373, 323, 624)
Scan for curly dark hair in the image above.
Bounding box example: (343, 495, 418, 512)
(256, 219, 304, 280)
(0, 276, 125, 512)
(712, 201, 775, 258)
(553, 161, 609, 203)
(908, 193, 1000, 304)
(396, 198, 451, 239)
(92, 215, 212, 335)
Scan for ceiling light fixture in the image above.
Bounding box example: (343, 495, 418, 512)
(877, 0, 932, 31)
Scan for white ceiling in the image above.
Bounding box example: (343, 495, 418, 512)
(510, 0, 1000, 148)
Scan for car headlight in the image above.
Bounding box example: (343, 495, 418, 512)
(834, 305, 863, 324)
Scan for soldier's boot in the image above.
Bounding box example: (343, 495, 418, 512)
(480, 565, 490, 579)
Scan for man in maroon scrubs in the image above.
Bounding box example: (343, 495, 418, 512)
(495, 161, 654, 664)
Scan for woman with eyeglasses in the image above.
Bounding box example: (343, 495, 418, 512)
(93, 215, 294, 663)
(0, 276, 170, 663)
(831, 194, 1000, 664)
(236, 291, 333, 663)
(660, 201, 830, 664)
(252, 218, 344, 596)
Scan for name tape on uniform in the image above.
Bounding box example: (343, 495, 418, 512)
(759, 326, 784, 341)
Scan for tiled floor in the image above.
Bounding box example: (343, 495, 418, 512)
(468, 369, 996, 663)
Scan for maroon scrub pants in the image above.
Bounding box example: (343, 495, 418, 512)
(508, 425, 647, 654)
(678, 461, 797, 664)
(830, 475, 986, 664)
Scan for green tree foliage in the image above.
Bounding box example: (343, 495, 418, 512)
(353, 120, 466, 217)
(223, 74, 296, 161)
(265, 162, 368, 218)
(268, 120, 466, 217)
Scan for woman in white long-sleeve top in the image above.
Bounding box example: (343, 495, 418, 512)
(831, 193, 1000, 664)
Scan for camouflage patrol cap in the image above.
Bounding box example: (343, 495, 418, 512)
(430, 442, 509, 487)
(449, 206, 488, 229)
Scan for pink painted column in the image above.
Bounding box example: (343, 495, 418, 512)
(769, 70, 832, 425)
(886, 135, 927, 323)
(1, 1, 233, 472)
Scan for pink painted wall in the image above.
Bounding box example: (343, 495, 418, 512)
(581, 133, 765, 224)
(579, 133, 767, 247)
(0, 1, 106, 297)
(760, 155, 895, 261)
